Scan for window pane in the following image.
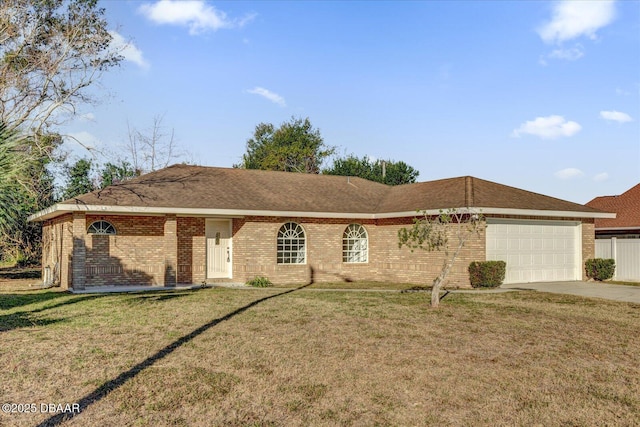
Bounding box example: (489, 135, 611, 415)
(343, 224, 367, 263)
(277, 222, 305, 264)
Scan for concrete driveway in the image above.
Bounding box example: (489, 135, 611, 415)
(501, 281, 640, 303)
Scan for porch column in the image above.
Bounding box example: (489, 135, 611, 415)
(71, 212, 86, 290)
(164, 214, 178, 287)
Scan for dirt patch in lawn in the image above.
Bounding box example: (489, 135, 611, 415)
(0, 285, 638, 426)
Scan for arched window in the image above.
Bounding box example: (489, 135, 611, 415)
(87, 220, 116, 235)
(277, 222, 306, 264)
(343, 224, 368, 263)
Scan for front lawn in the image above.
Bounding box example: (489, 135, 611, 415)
(1, 285, 638, 426)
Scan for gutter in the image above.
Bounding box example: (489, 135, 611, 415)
(594, 226, 640, 231)
(28, 203, 616, 222)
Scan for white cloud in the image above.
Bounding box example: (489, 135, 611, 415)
(555, 168, 584, 179)
(109, 31, 149, 69)
(538, 0, 616, 44)
(593, 172, 609, 182)
(600, 110, 633, 123)
(139, 0, 255, 35)
(78, 113, 95, 122)
(511, 115, 582, 139)
(548, 45, 584, 61)
(247, 87, 286, 107)
(615, 87, 630, 96)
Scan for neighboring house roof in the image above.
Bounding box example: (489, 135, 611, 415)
(29, 164, 613, 222)
(586, 183, 640, 230)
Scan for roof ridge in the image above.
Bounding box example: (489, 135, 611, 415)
(464, 176, 474, 207)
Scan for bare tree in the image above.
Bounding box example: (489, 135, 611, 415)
(398, 209, 485, 308)
(123, 114, 187, 174)
(0, 0, 123, 143)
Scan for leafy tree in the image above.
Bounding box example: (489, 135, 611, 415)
(99, 160, 139, 188)
(236, 117, 335, 173)
(0, 0, 123, 137)
(324, 155, 419, 185)
(60, 158, 96, 200)
(398, 209, 485, 308)
(0, 124, 56, 263)
(0, 0, 123, 263)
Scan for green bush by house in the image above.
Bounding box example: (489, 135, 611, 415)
(246, 276, 273, 287)
(468, 261, 506, 288)
(585, 258, 615, 281)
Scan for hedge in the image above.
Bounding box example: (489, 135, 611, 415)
(585, 258, 615, 281)
(468, 261, 506, 288)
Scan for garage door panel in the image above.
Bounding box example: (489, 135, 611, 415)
(532, 254, 544, 266)
(487, 220, 579, 284)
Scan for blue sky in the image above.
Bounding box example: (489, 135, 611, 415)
(64, 0, 639, 204)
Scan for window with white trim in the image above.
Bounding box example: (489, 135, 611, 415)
(343, 224, 368, 263)
(277, 222, 306, 264)
(87, 220, 116, 235)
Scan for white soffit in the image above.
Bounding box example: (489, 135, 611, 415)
(28, 203, 616, 222)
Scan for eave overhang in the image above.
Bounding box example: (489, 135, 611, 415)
(28, 203, 616, 222)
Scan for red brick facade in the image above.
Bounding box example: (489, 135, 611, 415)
(41, 213, 595, 289)
(231, 216, 485, 286)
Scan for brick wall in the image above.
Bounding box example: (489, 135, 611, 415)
(232, 216, 485, 287)
(177, 217, 206, 284)
(581, 219, 595, 280)
(42, 212, 596, 289)
(41, 214, 73, 289)
(83, 215, 166, 286)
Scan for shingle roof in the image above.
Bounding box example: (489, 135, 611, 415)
(62, 165, 389, 214)
(586, 183, 640, 229)
(377, 176, 600, 213)
(38, 164, 605, 219)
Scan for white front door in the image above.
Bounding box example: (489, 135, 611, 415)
(206, 220, 232, 279)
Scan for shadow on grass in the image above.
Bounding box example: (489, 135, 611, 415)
(37, 276, 316, 427)
(0, 313, 64, 331)
(123, 291, 194, 304)
(0, 294, 105, 333)
(0, 266, 41, 280)
(0, 291, 70, 311)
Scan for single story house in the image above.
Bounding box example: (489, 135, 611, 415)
(586, 183, 640, 238)
(28, 165, 613, 290)
(587, 183, 640, 281)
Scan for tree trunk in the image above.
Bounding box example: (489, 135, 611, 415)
(431, 277, 443, 307)
(430, 237, 467, 308)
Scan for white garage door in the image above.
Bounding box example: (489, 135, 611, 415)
(486, 219, 581, 284)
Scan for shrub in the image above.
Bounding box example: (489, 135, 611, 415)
(246, 276, 273, 287)
(585, 258, 615, 281)
(468, 261, 506, 288)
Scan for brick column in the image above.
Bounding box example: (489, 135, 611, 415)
(164, 214, 178, 287)
(581, 221, 595, 280)
(71, 213, 86, 290)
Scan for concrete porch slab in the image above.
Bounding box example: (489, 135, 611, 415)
(69, 284, 214, 294)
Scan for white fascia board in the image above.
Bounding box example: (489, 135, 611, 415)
(374, 207, 615, 219)
(28, 204, 380, 221)
(595, 226, 640, 231)
(28, 204, 616, 222)
(471, 207, 615, 219)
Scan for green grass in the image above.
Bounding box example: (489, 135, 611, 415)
(0, 285, 639, 426)
(607, 280, 640, 287)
